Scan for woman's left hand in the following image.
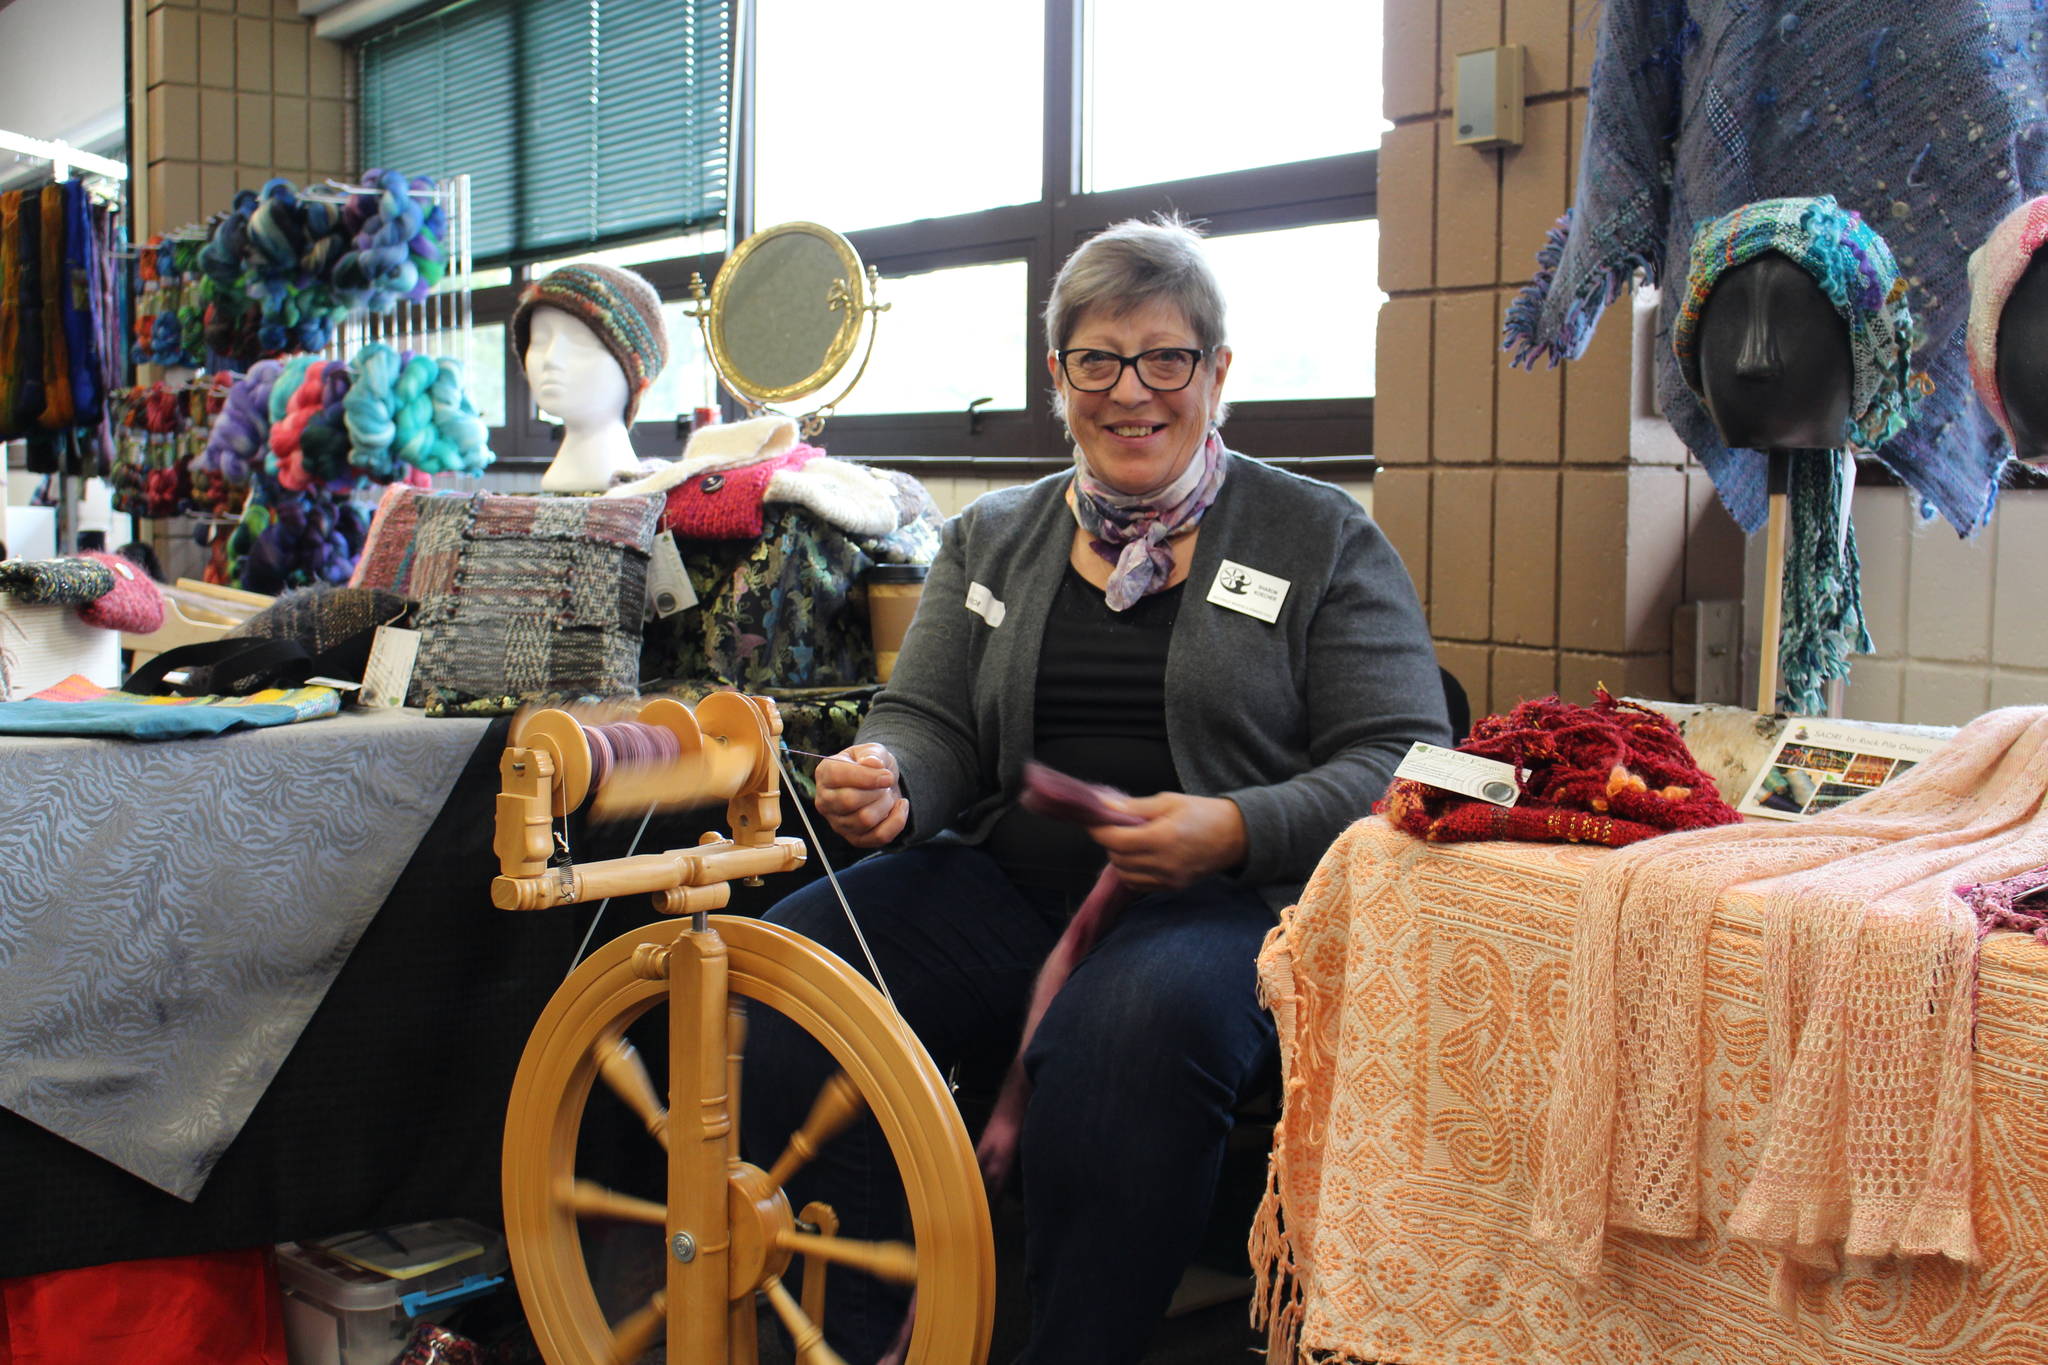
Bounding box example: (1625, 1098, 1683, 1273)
(1087, 792, 1247, 894)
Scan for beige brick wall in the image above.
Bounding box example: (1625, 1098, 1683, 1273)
(134, 0, 349, 239)
(1831, 486, 2048, 728)
(1370, 0, 1743, 716)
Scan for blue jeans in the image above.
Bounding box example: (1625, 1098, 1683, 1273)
(741, 843, 1278, 1365)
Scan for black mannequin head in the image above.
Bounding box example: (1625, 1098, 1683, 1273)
(1996, 250, 2048, 461)
(1694, 252, 1854, 450)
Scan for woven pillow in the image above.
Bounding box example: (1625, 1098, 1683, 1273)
(402, 489, 662, 709)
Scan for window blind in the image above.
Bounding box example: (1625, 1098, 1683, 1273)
(358, 0, 731, 267)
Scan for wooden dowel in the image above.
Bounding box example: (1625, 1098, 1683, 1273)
(1756, 451, 1790, 712)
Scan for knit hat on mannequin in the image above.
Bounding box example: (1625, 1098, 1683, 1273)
(512, 263, 668, 423)
(1671, 195, 1915, 454)
(1966, 195, 2048, 448)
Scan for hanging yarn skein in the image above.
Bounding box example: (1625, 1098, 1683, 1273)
(295, 360, 358, 488)
(267, 359, 331, 492)
(332, 171, 446, 314)
(343, 342, 492, 478)
(199, 358, 283, 488)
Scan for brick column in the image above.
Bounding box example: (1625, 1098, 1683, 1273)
(1371, 0, 1743, 715)
(134, 0, 351, 240)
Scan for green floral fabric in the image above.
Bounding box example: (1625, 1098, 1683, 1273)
(642, 504, 881, 693)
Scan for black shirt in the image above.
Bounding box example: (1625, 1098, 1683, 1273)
(982, 563, 1183, 892)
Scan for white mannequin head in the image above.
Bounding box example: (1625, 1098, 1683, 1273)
(526, 306, 639, 492)
(526, 306, 632, 428)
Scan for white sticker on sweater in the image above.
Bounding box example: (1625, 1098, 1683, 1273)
(965, 581, 1006, 628)
(1207, 559, 1288, 623)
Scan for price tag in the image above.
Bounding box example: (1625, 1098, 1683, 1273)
(647, 534, 697, 618)
(359, 626, 421, 709)
(1392, 742, 1521, 807)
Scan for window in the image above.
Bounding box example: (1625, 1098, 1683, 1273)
(357, 0, 1377, 471)
(1083, 0, 1384, 192)
(359, 0, 732, 266)
(827, 262, 1031, 418)
(753, 1, 1043, 233)
(1203, 220, 1382, 403)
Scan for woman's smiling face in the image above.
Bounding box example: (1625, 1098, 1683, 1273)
(1050, 297, 1231, 496)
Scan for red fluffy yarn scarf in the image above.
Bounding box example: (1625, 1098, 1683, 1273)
(1379, 689, 1740, 847)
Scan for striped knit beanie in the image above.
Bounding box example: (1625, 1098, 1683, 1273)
(1672, 196, 1915, 454)
(512, 264, 667, 423)
(1966, 195, 2048, 448)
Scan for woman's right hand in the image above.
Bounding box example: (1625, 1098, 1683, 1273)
(814, 742, 910, 847)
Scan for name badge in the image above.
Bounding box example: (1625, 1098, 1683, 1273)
(965, 581, 1007, 628)
(1206, 559, 1289, 623)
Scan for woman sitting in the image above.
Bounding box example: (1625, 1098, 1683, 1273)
(744, 215, 1450, 1364)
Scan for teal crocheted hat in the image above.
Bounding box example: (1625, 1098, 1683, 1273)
(1672, 196, 1916, 452)
(512, 263, 668, 423)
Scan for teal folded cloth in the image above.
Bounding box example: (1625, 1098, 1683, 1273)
(0, 679, 342, 738)
(0, 699, 318, 738)
(0, 556, 116, 605)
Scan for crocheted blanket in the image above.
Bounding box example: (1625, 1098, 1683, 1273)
(1253, 818, 2048, 1365)
(1504, 1, 2048, 534)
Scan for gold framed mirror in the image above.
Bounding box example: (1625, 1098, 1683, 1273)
(690, 221, 888, 435)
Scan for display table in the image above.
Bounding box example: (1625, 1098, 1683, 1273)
(0, 709, 841, 1279)
(1256, 819, 2048, 1365)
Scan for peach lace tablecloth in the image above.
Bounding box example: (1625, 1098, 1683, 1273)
(1255, 818, 2048, 1365)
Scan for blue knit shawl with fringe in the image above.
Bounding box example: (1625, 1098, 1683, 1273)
(1503, 1, 2048, 535)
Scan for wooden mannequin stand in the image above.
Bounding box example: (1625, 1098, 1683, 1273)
(491, 695, 995, 1364)
(1755, 449, 1791, 713)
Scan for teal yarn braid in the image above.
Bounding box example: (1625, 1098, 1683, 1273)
(1778, 452, 1873, 715)
(343, 343, 439, 478)
(341, 343, 492, 479)
(422, 357, 491, 474)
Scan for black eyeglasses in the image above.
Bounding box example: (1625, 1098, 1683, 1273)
(1056, 346, 1209, 393)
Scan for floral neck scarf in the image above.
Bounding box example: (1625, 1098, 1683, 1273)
(1066, 428, 1226, 611)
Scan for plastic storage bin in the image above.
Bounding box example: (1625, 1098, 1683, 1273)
(275, 1219, 508, 1365)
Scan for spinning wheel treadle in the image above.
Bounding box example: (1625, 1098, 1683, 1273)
(492, 697, 994, 1364)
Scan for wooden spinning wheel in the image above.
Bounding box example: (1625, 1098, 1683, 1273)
(492, 696, 995, 1364)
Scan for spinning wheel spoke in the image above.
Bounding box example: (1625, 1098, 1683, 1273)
(767, 1072, 866, 1190)
(561, 1178, 667, 1225)
(774, 1228, 918, 1285)
(608, 1289, 665, 1363)
(595, 1028, 669, 1149)
(795, 1201, 838, 1331)
(763, 1274, 849, 1365)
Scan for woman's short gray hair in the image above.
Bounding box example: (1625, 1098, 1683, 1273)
(1044, 214, 1227, 352)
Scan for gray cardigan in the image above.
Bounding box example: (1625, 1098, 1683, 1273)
(860, 451, 1451, 907)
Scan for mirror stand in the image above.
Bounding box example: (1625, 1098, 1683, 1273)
(682, 221, 892, 440)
